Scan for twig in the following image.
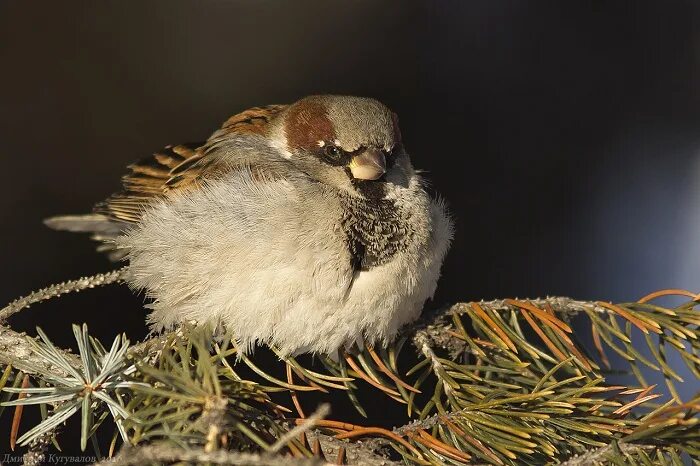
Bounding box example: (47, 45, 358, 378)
(0, 267, 127, 323)
(558, 442, 657, 466)
(0, 325, 80, 378)
(271, 404, 330, 453)
(413, 331, 454, 395)
(94, 442, 330, 466)
(393, 412, 445, 436)
(306, 432, 403, 466)
(22, 431, 54, 466)
(407, 297, 626, 354)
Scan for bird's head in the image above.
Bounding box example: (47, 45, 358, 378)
(270, 95, 413, 198)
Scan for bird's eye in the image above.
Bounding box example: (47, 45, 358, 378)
(324, 145, 342, 159)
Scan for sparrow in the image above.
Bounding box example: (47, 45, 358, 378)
(45, 95, 453, 356)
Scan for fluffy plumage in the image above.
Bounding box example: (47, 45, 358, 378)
(46, 95, 453, 356)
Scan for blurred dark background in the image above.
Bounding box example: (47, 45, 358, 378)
(1, 0, 700, 461)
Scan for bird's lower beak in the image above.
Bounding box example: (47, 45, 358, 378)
(348, 149, 386, 180)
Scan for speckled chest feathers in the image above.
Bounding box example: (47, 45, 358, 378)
(342, 195, 413, 271)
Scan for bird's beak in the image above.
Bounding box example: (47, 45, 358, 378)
(348, 149, 386, 180)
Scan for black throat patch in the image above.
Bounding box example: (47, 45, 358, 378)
(342, 195, 412, 272)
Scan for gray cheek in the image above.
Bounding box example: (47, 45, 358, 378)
(293, 157, 357, 194)
(385, 158, 412, 188)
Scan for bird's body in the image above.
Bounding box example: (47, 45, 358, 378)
(46, 96, 453, 356)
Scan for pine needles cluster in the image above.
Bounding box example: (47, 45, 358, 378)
(0, 281, 699, 465)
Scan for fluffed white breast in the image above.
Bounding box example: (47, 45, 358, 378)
(118, 169, 452, 356)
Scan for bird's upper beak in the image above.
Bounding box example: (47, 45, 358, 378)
(348, 149, 386, 180)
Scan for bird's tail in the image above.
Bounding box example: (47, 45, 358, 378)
(44, 213, 123, 235)
(44, 213, 129, 261)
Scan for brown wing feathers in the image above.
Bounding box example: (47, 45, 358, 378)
(94, 104, 287, 224)
(94, 105, 285, 222)
(209, 105, 286, 140)
(94, 143, 203, 223)
(45, 103, 287, 258)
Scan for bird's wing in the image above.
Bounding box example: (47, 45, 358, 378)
(45, 104, 287, 260)
(95, 104, 287, 224)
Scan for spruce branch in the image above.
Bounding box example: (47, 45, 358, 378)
(0, 267, 127, 323)
(1, 286, 699, 464)
(96, 442, 329, 466)
(1, 324, 132, 449)
(271, 404, 330, 453)
(557, 442, 656, 466)
(558, 395, 700, 466)
(306, 432, 405, 466)
(0, 325, 81, 378)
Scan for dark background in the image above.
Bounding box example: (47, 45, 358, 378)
(1, 0, 700, 460)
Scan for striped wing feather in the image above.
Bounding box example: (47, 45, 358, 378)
(95, 104, 287, 223)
